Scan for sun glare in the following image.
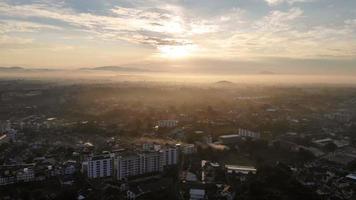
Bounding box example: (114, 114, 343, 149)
(158, 45, 197, 59)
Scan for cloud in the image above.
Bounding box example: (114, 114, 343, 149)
(345, 19, 356, 29)
(0, 35, 33, 46)
(265, 0, 315, 6)
(254, 7, 303, 31)
(265, 0, 284, 6)
(217, 7, 356, 59)
(0, 19, 61, 33)
(0, 19, 61, 47)
(0, 1, 221, 51)
(0, 0, 355, 68)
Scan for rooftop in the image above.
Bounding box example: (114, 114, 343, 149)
(90, 154, 113, 161)
(225, 165, 257, 174)
(219, 134, 239, 139)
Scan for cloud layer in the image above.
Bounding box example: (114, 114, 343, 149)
(0, 0, 355, 73)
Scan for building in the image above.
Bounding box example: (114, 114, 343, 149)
(201, 160, 221, 182)
(116, 153, 142, 180)
(116, 151, 164, 181)
(16, 167, 35, 182)
(157, 120, 178, 128)
(0, 175, 15, 185)
(160, 147, 178, 166)
(116, 147, 178, 181)
(219, 134, 240, 145)
(142, 151, 161, 173)
(238, 128, 260, 139)
(202, 135, 213, 144)
(190, 189, 206, 200)
(86, 154, 114, 179)
(181, 144, 197, 155)
(0, 165, 36, 185)
(142, 143, 154, 151)
(313, 138, 334, 147)
(84, 145, 179, 181)
(116, 151, 162, 181)
(323, 147, 356, 166)
(325, 112, 352, 123)
(63, 161, 77, 175)
(225, 165, 257, 175)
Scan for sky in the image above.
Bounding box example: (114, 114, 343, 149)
(0, 0, 356, 74)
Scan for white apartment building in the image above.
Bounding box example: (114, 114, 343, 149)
(238, 128, 261, 139)
(141, 152, 161, 174)
(116, 147, 178, 181)
(16, 167, 35, 182)
(157, 120, 178, 128)
(190, 189, 206, 200)
(87, 154, 114, 179)
(116, 151, 163, 181)
(0, 176, 16, 185)
(0, 166, 35, 185)
(116, 153, 141, 180)
(160, 147, 178, 166)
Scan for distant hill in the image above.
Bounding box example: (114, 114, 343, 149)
(0, 66, 25, 71)
(214, 80, 234, 85)
(80, 66, 153, 72)
(0, 66, 58, 72)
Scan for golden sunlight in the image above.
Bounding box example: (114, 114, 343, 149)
(158, 45, 197, 59)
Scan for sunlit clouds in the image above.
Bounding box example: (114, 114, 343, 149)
(264, 0, 316, 6)
(0, 0, 355, 73)
(158, 44, 197, 59)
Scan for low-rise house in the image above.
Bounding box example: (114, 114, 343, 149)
(201, 160, 221, 183)
(182, 144, 197, 155)
(190, 189, 206, 200)
(0, 164, 36, 185)
(219, 135, 240, 145)
(225, 165, 257, 181)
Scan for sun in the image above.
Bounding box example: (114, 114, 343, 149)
(158, 44, 197, 59)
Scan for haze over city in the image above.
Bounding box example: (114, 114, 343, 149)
(2, 1, 356, 200)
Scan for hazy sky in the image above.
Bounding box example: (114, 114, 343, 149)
(0, 0, 355, 74)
